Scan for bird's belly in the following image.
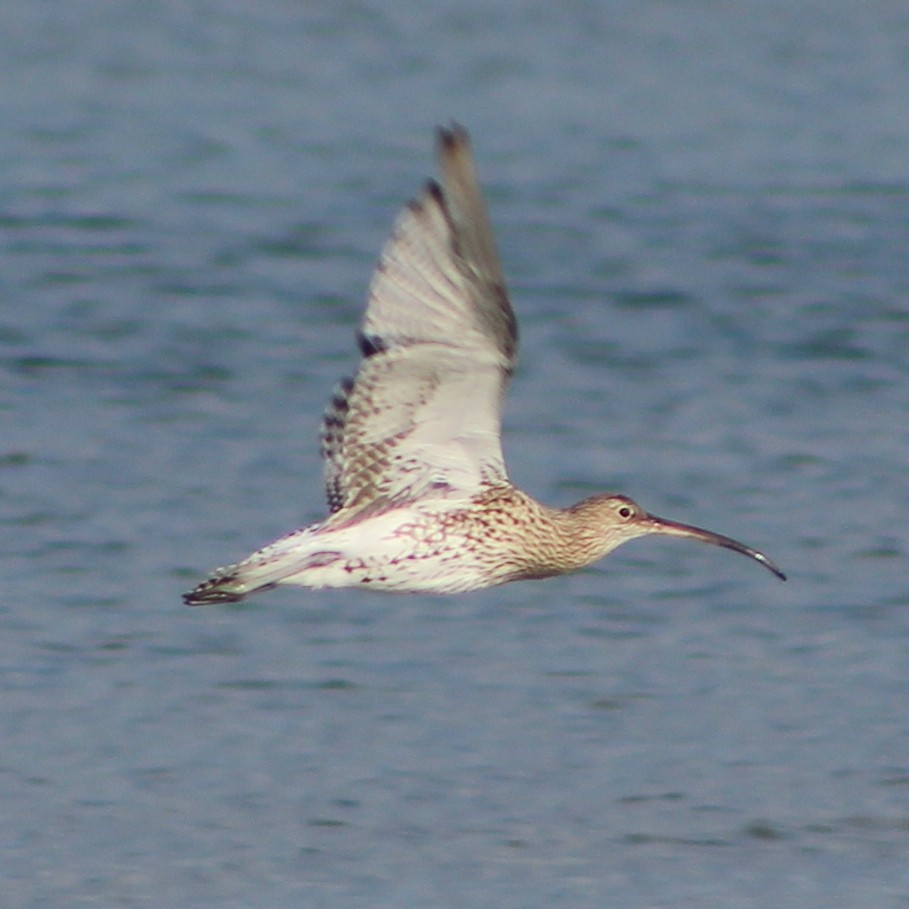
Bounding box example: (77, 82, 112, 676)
(287, 541, 500, 594)
(280, 507, 510, 594)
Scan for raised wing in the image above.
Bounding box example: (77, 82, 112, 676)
(321, 125, 518, 516)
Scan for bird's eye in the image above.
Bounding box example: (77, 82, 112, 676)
(618, 505, 633, 519)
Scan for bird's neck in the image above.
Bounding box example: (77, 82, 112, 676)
(472, 486, 620, 581)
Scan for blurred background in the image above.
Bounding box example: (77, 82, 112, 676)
(2, 2, 909, 906)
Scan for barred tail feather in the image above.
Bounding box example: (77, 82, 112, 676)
(183, 564, 265, 605)
(183, 529, 343, 605)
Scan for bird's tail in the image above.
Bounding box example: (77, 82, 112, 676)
(183, 529, 342, 605)
(182, 562, 265, 605)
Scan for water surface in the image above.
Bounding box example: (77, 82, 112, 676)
(3, 2, 909, 907)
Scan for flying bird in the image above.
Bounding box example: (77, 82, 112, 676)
(184, 125, 784, 605)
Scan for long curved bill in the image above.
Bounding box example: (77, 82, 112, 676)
(645, 513, 787, 581)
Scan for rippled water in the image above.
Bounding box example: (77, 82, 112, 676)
(3, 2, 909, 907)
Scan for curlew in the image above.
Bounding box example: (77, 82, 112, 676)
(184, 125, 784, 605)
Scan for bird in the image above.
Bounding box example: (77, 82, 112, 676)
(184, 125, 785, 606)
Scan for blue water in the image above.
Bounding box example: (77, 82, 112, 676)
(3, 2, 909, 906)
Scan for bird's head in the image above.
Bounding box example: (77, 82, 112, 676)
(569, 493, 786, 580)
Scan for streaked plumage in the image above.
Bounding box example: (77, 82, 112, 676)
(184, 125, 784, 606)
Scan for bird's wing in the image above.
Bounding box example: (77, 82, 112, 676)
(321, 125, 518, 516)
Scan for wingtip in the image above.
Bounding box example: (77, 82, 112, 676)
(437, 122, 470, 153)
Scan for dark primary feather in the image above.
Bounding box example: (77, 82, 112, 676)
(320, 125, 519, 518)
